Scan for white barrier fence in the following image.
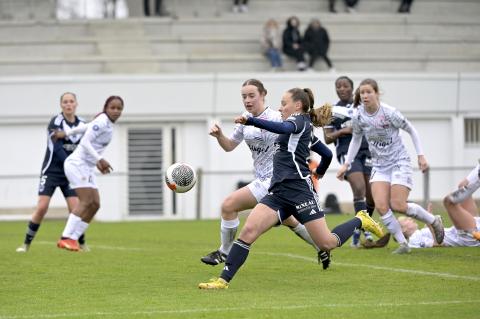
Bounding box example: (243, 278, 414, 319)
(0, 72, 479, 221)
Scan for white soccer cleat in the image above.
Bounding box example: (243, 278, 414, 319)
(392, 243, 411, 254)
(16, 244, 30, 253)
(79, 243, 91, 252)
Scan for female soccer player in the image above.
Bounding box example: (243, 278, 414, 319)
(399, 162, 480, 247)
(336, 78, 444, 254)
(16, 92, 86, 253)
(198, 87, 384, 289)
(323, 76, 375, 246)
(55, 96, 124, 252)
(201, 79, 323, 266)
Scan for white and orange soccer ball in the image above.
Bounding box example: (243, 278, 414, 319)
(165, 163, 197, 193)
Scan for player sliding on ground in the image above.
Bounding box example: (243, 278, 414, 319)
(399, 162, 480, 248)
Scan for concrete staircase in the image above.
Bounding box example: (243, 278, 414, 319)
(0, 0, 479, 74)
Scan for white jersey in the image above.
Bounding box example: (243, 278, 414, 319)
(352, 103, 411, 168)
(68, 113, 115, 167)
(230, 107, 281, 180)
(408, 217, 480, 248)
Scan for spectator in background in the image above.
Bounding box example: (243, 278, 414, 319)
(233, 0, 249, 13)
(261, 19, 283, 71)
(328, 0, 359, 13)
(398, 0, 414, 13)
(282, 16, 307, 71)
(144, 0, 165, 16)
(304, 19, 334, 72)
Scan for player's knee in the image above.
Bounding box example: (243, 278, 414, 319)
(92, 200, 100, 212)
(239, 223, 259, 243)
(84, 199, 100, 212)
(351, 185, 365, 198)
(375, 203, 389, 214)
(34, 206, 49, 218)
(443, 195, 454, 208)
(389, 198, 406, 213)
(221, 197, 237, 215)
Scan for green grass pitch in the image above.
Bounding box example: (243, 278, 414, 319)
(1, 214, 479, 319)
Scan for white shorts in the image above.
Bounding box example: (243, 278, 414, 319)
(247, 177, 271, 202)
(370, 161, 413, 189)
(443, 217, 480, 247)
(64, 158, 97, 189)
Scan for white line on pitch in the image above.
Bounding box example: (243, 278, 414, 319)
(260, 252, 480, 282)
(0, 300, 477, 319)
(33, 243, 479, 281)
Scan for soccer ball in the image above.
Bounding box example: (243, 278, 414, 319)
(165, 163, 197, 193)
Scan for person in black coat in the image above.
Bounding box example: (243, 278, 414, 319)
(304, 19, 334, 71)
(398, 0, 414, 13)
(144, 0, 164, 16)
(329, 0, 359, 13)
(282, 16, 307, 71)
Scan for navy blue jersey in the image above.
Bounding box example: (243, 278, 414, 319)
(40, 113, 85, 176)
(329, 100, 370, 158)
(270, 113, 318, 187)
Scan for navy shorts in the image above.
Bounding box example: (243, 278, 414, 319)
(38, 174, 76, 197)
(260, 178, 325, 224)
(338, 152, 372, 178)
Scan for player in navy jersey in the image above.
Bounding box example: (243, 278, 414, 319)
(16, 93, 87, 253)
(55, 96, 123, 252)
(199, 87, 384, 289)
(201, 79, 322, 266)
(323, 76, 375, 247)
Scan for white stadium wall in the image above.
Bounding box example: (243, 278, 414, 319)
(0, 73, 478, 221)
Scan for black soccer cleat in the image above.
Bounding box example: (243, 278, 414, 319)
(201, 250, 227, 266)
(317, 250, 331, 270)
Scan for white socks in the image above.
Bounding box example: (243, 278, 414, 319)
(291, 223, 320, 252)
(219, 218, 240, 254)
(406, 202, 435, 224)
(62, 213, 81, 238)
(62, 213, 89, 240)
(71, 221, 89, 240)
(381, 210, 408, 244)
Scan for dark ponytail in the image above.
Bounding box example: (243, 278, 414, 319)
(287, 88, 330, 127)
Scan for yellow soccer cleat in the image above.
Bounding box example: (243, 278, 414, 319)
(472, 231, 480, 241)
(198, 277, 229, 290)
(355, 210, 385, 238)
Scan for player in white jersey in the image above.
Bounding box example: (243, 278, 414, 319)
(55, 96, 124, 252)
(323, 76, 375, 247)
(399, 163, 480, 247)
(336, 78, 444, 254)
(201, 79, 320, 266)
